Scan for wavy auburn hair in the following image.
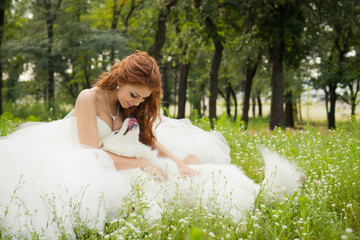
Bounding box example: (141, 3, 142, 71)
(93, 50, 162, 146)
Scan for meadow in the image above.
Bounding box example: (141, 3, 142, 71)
(0, 110, 359, 239)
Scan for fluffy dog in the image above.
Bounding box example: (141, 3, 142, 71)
(101, 117, 302, 221)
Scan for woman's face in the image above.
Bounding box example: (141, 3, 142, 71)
(117, 84, 152, 109)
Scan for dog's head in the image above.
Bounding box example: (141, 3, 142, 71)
(116, 117, 140, 141)
(102, 117, 141, 157)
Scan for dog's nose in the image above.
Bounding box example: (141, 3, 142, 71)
(123, 118, 139, 135)
(128, 118, 138, 128)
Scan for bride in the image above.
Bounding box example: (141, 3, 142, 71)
(0, 50, 229, 237)
(0, 50, 300, 238)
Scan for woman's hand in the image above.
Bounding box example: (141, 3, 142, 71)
(152, 141, 201, 179)
(139, 158, 167, 182)
(177, 161, 199, 178)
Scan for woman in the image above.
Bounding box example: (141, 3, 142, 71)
(73, 50, 199, 180)
(0, 50, 232, 238)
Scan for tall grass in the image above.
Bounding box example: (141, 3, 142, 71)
(192, 115, 360, 239)
(3, 101, 70, 122)
(0, 112, 22, 136)
(0, 112, 359, 239)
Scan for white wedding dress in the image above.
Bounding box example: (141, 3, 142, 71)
(0, 113, 301, 238)
(0, 114, 237, 238)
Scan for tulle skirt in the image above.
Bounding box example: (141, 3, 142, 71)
(0, 116, 234, 238)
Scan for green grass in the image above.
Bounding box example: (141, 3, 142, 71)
(1, 112, 359, 239)
(0, 112, 22, 136)
(3, 101, 70, 122)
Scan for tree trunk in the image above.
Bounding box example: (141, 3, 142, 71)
(7, 63, 21, 102)
(177, 61, 190, 119)
(46, 18, 55, 109)
(194, 0, 223, 125)
(284, 90, 294, 127)
(208, 40, 223, 125)
(41, 0, 62, 109)
(193, 83, 204, 117)
(162, 66, 170, 116)
(324, 87, 329, 117)
(109, 0, 123, 64)
(229, 82, 237, 120)
(349, 79, 359, 117)
(269, 41, 285, 130)
(225, 83, 231, 117)
(193, 100, 201, 117)
(241, 61, 258, 127)
(148, 0, 177, 61)
(0, 1, 5, 115)
(257, 95, 262, 117)
(123, 0, 143, 34)
(298, 95, 302, 121)
(328, 83, 337, 129)
(173, 67, 178, 114)
(252, 96, 256, 118)
(148, 0, 177, 115)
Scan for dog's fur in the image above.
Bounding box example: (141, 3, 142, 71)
(101, 118, 302, 221)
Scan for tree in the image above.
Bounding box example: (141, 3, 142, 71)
(177, 46, 190, 119)
(341, 51, 360, 117)
(241, 56, 260, 127)
(308, 0, 360, 129)
(283, 64, 310, 125)
(0, 0, 11, 115)
(242, 0, 305, 130)
(34, 0, 62, 109)
(165, 1, 206, 118)
(175, 22, 190, 119)
(146, 0, 178, 115)
(109, 0, 144, 64)
(251, 61, 272, 118)
(194, 0, 225, 125)
(148, 0, 178, 60)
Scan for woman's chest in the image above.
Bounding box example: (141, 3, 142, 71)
(97, 112, 123, 131)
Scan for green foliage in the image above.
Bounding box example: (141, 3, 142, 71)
(3, 101, 69, 122)
(0, 112, 21, 136)
(2, 0, 360, 131)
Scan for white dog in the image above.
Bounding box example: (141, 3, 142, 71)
(101, 117, 302, 221)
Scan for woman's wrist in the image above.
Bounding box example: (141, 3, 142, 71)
(105, 150, 148, 170)
(174, 157, 185, 164)
(137, 158, 149, 169)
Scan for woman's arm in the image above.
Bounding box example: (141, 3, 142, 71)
(153, 141, 199, 178)
(105, 151, 167, 180)
(75, 89, 100, 148)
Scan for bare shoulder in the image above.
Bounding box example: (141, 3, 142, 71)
(74, 88, 98, 115)
(77, 88, 97, 103)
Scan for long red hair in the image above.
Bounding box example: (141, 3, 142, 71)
(93, 50, 162, 146)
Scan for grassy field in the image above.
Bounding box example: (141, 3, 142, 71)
(1, 111, 359, 239)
